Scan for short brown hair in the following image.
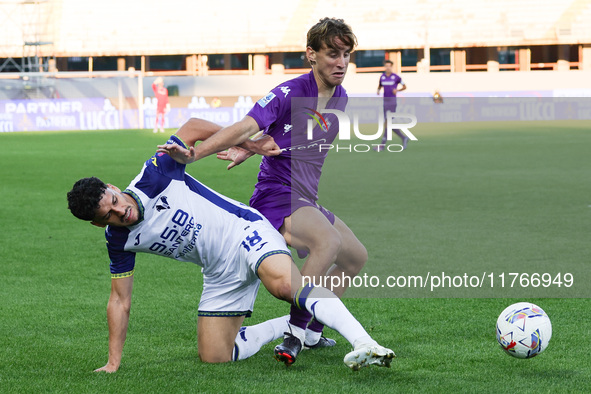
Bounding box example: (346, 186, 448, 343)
(306, 18, 357, 52)
(384, 60, 393, 66)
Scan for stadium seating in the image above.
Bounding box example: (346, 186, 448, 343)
(2, 0, 590, 58)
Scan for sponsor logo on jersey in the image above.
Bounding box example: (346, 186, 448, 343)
(156, 195, 170, 212)
(280, 86, 291, 97)
(283, 124, 292, 134)
(257, 92, 276, 108)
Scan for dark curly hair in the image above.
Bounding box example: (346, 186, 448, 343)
(307, 17, 357, 53)
(67, 177, 107, 221)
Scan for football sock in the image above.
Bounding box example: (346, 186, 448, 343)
(294, 284, 372, 347)
(289, 303, 312, 331)
(304, 319, 325, 347)
(353, 335, 379, 350)
(393, 128, 405, 141)
(287, 323, 306, 346)
(381, 129, 405, 145)
(232, 315, 289, 361)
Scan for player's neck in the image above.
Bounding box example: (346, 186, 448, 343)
(122, 192, 140, 213)
(385, 71, 392, 76)
(313, 71, 337, 98)
(317, 83, 336, 98)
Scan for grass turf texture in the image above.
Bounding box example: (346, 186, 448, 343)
(0, 122, 589, 393)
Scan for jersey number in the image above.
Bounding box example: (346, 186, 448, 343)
(241, 230, 265, 252)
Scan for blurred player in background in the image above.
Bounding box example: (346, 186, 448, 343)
(157, 18, 391, 367)
(376, 59, 407, 150)
(67, 118, 395, 372)
(152, 77, 170, 133)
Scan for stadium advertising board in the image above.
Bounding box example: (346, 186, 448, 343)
(1, 95, 590, 133)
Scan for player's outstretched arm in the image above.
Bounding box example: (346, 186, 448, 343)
(217, 133, 279, 170)
(175, 118, 224, 147)
(158, 116, 259, 163)
(191, 116, 276, 161)
(157, 117, 280, 165)
(94, 276, 133, 373)
(156, 118, 224, 164)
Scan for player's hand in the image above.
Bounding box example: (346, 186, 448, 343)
(248, 134, 281, 156)
(157, 143, 197, 164)
(216, 146, 253, 170)
(94, 362, 119, 373)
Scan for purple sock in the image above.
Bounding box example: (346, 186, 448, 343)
(289, 304, 312, 330)
(307, 318, 325, 333)
(394, 129, 405, 140)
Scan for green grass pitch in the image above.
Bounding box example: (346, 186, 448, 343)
(0, 121, 589, 392)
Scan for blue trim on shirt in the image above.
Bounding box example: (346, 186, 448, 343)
(184, 175, 263, 222)
(106, 226, 136, 275)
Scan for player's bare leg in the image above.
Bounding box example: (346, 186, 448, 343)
(325, 215, 368, 298)
(256, 252, 307, 365)
(257, 253, 394, 369)
(198, 312, 289, 362)
(281, 207, 367, 347)
(375, 120, 408, 151)
(158, 112, 166, 133)
(153, 114, 159, 133)
(281, 207, 353, 289)
(197, 315, 244, 363)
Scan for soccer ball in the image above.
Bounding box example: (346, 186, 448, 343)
(496, 302, 552, 359)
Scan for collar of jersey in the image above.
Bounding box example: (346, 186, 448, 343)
(123, 189, 145, 224)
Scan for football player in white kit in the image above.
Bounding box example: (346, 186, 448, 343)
(67, 118, 394, 372)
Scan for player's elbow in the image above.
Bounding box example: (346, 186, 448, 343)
(184, 117, 208, 135)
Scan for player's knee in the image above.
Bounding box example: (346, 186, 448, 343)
(337, 242, 368, 277)
(198, 348, 232, 363)
(355, 243, 368, 269)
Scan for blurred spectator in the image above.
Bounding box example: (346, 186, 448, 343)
(152, 77, 170, 133)
(433, 90, 444, 103)
(211, 97, 222, 108)
(188, 96, 210, 109)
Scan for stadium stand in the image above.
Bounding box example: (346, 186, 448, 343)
(2, 0, 591, 71)
(1, 0, 590, 132)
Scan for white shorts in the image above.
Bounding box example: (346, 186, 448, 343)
(198, 221, 290, 317)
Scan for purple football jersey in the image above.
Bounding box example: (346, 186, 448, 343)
(247, 71, 347, 202)
(379, 72, 403, 98)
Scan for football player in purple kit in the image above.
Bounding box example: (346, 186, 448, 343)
(376, 59, 408, 150)
(157, 18, 395, 368)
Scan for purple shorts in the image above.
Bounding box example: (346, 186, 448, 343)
(383, 97, 397, 115)
(249, 182, 335, 231)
